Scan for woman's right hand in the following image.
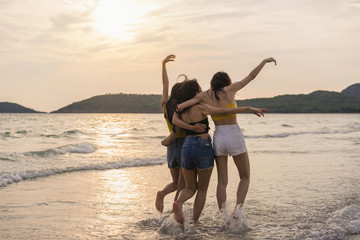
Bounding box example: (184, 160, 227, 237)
(162, 54, 175, 65)
(192, 123, 206, 133)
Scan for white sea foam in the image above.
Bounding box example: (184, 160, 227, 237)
(296, 204, 360, 240)
(0, 158, 165, 187)
(325, 204, 360, 238)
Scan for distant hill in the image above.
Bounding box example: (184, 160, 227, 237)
(52, 93, 162, 113)
(0, 102, 41, 113)
(51, 83, 360, 113)
(341, 83, 360, 98)
(236, 90, 360, 113)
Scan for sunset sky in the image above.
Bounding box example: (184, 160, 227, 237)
(1, 0, 359, 112)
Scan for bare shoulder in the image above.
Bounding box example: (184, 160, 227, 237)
(196, 91, 208, 100)
(222, 86, 237, 98)
(199, 90, 215, 104)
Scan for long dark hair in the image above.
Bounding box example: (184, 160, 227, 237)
(165, 82, 183, 124)
(210, 71, 232, 101)
(179, 78, 200, 105)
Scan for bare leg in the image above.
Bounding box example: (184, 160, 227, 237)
(193, 167, 213, 222)
(233, 152, 250, 206)
(215, 155, 228, 210)
(156, 168, 180, 212)
(175, 169, 185, 201)
(173, 168, 197, 223)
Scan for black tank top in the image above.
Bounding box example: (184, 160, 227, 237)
(184, 118, 210, 136)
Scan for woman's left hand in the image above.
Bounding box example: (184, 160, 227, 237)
(249, 107, 269, 117)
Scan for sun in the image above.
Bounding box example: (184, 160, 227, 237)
(92, 0, 155, 40)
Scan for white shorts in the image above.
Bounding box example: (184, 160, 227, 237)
(213, 124, 247, 157)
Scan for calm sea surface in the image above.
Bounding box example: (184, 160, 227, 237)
(0, 113, 359, 239)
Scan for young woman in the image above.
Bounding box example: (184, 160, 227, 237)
(155, 55, 205, 213)
(172, 78, 268, 223)
(177, 58, 276, 211)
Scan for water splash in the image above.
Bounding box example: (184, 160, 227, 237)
(158, 213, 190, 236)
(222, 203, 249, 234)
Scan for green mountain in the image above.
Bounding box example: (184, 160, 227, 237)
(51, 93, 162, 113)
(236, 90, 360, 113)
(0, 102, 41, 113)
(341, 83, 360, 98)
(51, 83, 360, 113)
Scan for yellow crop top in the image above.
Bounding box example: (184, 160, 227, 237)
(163, 105, 186, 138)
(211, 102, 237, 121)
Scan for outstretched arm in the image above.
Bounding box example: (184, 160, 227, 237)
(200, 102, 268, 117)
(228, 57, 276, 93)
(177, 95, 201, 111)
(161, 55, 176, 107)
(172, 112, 206, 132)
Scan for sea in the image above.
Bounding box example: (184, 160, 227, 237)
(0, 113, 359, 240)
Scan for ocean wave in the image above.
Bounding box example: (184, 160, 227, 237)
(16, 130, 29, 134)
(0, 158, 164, 187)
(251, 150, 308, 154)
(0, 130, 29, 138)
(40, 134, 61, 138)
(0, 132, 14, 138)
(0, 157, 16, 161)
(40, 129, 86, 138)
(246, 126, 360, 139)
(25, 142, 97, 157)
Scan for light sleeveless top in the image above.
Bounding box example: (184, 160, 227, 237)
(163, 105, 186, 138)
(211, 102, 237, 121)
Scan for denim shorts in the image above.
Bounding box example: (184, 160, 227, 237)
(167, 137, 185, 169)
(181, 136, 215, 170)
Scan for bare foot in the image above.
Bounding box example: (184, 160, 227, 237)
(232, 204, 242, 219)
(155, 191, 164, 212)
(172, 201, 185, 223)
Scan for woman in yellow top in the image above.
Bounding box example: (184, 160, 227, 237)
(177, 57, 276, 211)
(155, 55, 206, 213)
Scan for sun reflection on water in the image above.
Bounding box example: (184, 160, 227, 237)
(93, 114, 134, 155)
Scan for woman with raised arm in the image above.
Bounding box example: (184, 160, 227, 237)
(171, 77, 267, 223)
(155, 55, 206, 213)
(177, 58, 276, 212)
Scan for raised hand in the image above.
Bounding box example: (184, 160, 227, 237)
(162, 54, 176, 65)
(249, 107, 269, 117)
(263, 57, 277, 65)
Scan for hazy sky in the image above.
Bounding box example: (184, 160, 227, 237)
(1, 0, 359, 112)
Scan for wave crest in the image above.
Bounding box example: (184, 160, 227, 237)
(0, 158, 164, 187)
(246, 125, 360, 139)
(25, 142, 97, 157)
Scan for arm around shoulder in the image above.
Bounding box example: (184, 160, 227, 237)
(177, 94, 202, 111)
